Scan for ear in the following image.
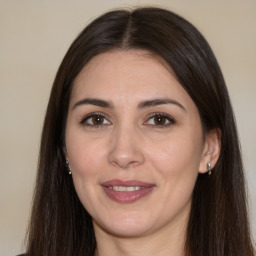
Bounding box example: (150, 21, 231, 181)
(199, 128, 221, 174)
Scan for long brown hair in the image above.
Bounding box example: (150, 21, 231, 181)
(25, 7, 255, 256)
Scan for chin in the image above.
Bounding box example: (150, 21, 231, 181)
(93, 212, 155, 238)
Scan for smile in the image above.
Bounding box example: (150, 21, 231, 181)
(101, 180, 156, 203)
(108, 186, 142, 192)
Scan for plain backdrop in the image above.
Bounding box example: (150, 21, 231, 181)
(0, 0, 255, 255)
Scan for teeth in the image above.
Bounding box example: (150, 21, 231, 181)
(110, 186, 141, 192)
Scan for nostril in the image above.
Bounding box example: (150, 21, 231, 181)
(108, 150, 145, 169)
(110, 157, 139, 169)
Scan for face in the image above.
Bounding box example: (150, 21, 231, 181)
(65, 50, 211, 239)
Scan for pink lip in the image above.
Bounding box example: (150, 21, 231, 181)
(101, 179, 156, 204)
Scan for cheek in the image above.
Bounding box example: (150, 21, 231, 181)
(147, 130, 203, 203)
(65, 127, 104, 174)
(65, 132, 105, 211)
(146, 135, 201, 218)
(65, 135, 107, 211)
(149, 135, 202, 174)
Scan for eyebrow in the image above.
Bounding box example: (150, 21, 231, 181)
(138, 98, 186, 112)
(72, 97, 186, 112)
(72, 98, 113, 110)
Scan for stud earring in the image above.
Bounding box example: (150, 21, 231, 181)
(207, 162, 211, 175)
(65, 161, 72, 175)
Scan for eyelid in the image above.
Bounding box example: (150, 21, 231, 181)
(144, 112, 175, 127)
(79, 112, 175, 128)
(80, 112, 112, 126)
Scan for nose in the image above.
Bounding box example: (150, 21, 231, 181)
(108, 125, 145, 169)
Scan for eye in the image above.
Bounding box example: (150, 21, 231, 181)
(145, 113, 175, 127)
(81, 113, 111, 127)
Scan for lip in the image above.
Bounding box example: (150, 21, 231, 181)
(101, 179, 156, 204)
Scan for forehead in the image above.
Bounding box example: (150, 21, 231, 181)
(70, 50, 193, 107)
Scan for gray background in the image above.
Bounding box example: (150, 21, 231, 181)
(0, 0, 255, 255)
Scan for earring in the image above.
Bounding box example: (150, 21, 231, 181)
(65, 161, 72, 175)
(207, 162, 211, 175)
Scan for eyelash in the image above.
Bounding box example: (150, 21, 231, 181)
(80, 112, 111, 128)
(80, 112, 175, 128)
(145, 112, 175, 128)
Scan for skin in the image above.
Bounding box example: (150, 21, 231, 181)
(65, 50, 220, 256)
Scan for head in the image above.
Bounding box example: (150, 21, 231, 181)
(27, 7, 254, 256)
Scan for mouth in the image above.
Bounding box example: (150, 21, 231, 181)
(107, 186, 142, 192)
(101, 180, 156, 203)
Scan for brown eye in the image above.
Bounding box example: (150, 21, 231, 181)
(91, 115, 104, 125)
(146, 113, 175, 127)
(82, 114, 111, 127)
(154, 115, 167, 125)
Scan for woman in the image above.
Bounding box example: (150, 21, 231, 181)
(23, 7, 255, 256)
